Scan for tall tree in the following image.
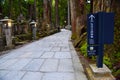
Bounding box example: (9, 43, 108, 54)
(8, 0, 12, 18)
(55, 0, 59, 31)
(43, 0, 48, 21)
(47, 0, 51, 24)
(33, 0, 37, 21)
(70, 0, 76, 34)
(0, 0, 3, 19)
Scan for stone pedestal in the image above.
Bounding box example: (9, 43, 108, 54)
(5, 28, 14, 49)
(86, 64, 115, 80)
(32, 27, 37, 40)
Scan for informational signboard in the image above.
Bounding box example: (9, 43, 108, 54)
(87, 13, 98, 56)
(87, 12, 114, 68)
(101, 12, 114, 44)
(87, 45, 98, 56)
(87, 13, 98, 45)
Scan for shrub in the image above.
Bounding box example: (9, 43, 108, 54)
(80, 42, 87, 57)
(103, 56, 112, 68)
(15, 33, 32, 41)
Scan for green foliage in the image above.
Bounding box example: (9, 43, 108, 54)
(48, 29, 58, 35)
(80, 42, 87, 57)
(25, 0, 34, 4)
(85, 4, 90, 13)
(15, 33, 32, 41)
(103, 56, 112, 68)
(114, 69, 120, 77)
(59, 0, 67, 26)
(51, 0, 68, 26)
(116, 52, 120, 60)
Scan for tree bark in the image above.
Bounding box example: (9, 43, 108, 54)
(70, 0, 76, 34)
(0, 1, 2, 19)
(49, 0, 52, 26)
(9, 0, 12, 18)
(33, 0, 37, 21)
(28, 4, 33, 20)
(68, 0, 70, 26)
(55, 0, 59, 29)
(43, 0, 48, 21)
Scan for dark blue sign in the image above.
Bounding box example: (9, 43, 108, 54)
(87, 13, 98, 45)
(87, 45, 98, 56)
(87, 12, 114, 68)
(87, 13, 98, 56)
(101, 12, 114, 44)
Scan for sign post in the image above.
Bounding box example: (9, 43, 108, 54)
(87, 12, 114, 68)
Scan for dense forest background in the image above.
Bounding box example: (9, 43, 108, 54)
(0, 0, 68, 31)
(0, 0, 120, 79)
(0, 0, 68, 49)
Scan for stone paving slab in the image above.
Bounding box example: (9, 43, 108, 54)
(1, 71, 25, 80)
(0, 59, 8, 65)
(54, 52, 71, 59)
(0, 29, 88, 80)
(0, 59, 18, 69)
(22, 59, 44, 71)
(8, 59, 32, 70)
(21, 72, 43, 80)
(42, 72, 75, 80)
(40, 59, 59, 72)
(69, 42, 88, 80)
(18, 51, 44, 59)
(61, 47, 70, 51)
(41, 52, 54, 58)
(0, 70, 9, 78)
(51, 47, 61, 52)
(58, 59, 74, 72)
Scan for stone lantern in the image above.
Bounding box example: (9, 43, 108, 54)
(0, 16, 13, 48)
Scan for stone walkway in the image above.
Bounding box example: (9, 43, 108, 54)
(0, 29, 88, 80)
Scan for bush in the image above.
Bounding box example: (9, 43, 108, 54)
(15, 33, 32, 41)
(114, 69, 120, 80)
(49, 29, 58, 35)
(103, 56, 112, 68)
(80, 42, 87, 57)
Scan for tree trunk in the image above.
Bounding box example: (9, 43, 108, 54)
(49, 0, 52, 26)
(70, 0, 76, 34)
(42, 0, 50, 31)
(55, 0, 59, 29)
(9, 0, 12, 18)
(68, 0, 70, 26)
(19, 0, 22, 13)
(0, 1, 2, 19)
(43, 0, 48, 21)
(33, 0, 37, 21)
(28, 4, 32, 20)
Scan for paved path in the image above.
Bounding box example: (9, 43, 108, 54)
(0, 29, 88, 80)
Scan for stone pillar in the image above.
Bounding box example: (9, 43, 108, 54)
(4, 24, 12, 48)
(32, 25, 37, 40)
